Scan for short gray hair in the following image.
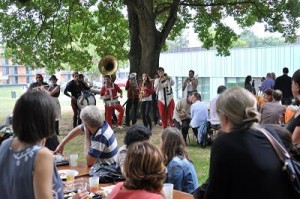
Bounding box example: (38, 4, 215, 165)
(216, 87, 260, 131)
(80, 105, 104, 128)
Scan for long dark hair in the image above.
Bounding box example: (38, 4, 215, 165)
(161, 127, 190, 164)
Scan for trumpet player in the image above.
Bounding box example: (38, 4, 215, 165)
(182, 70, 198, 96)
(139, 73, 154, 129)
(28, 73, 49, 91)
(154, 67, 175, 128)
(124, 73, 139, 126)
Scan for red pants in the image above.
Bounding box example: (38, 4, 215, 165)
(105, 104, 124, 127)
(157, 99, 175, 128)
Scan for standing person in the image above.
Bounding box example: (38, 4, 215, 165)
(44, 75, 61, 135)
(274, 67, 293, 105)
(286, 69, 300, 144)
(78, 74, 92, 106)
(154, 67, 175, 128)
(150, 74, 160, 126)
(260, 73, 275, 92)
(190, 92, 209, 144)
(100, 75, 124, 129)
(28, 73, 49, 90)
(0, 91, 89, 199)
(109, 141, 166, 199)
(209, 85, 227, 130)
(54, 105, 118, 166)
(139, 73, 154, 129)
(260, 90, 286, 125)
(204, 87, 296, 199)
(124, 73, 139, 126)
(160, 127, 199, 194)
(173, 91, 193, 143)
(64, 72, 89, 128)
(182, 70, 198, 97)
(244, 75, 256, 94)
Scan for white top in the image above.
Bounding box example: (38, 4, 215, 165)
(190, 100, 209, 128)
(154, 77, 174, 106)
(209, 94, 220, 125)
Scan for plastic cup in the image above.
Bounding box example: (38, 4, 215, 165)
(89, 176, 99, 193)
(163, 183, 174, 199)
(69, 153, 78, 167)
(65, 170, 76, 182)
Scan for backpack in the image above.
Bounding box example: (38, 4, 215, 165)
(197, 121, 210, 148)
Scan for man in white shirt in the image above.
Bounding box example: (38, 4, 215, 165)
(190, 92, 209, 144)
(182, 70, 198, 98)
(154, 67, 175, 128)
(209, 85, 227, 129)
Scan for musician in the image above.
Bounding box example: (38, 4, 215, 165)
(182, 70, 198, 97)
(64, 72, 89, 128)
(154, 67, 175, 128)
(124, 73, 139, 126)
(27, 73, 60, 151)
(139, 73, 154, 129)
(28, 73, 49, 90)
(100, 75, 124, 129)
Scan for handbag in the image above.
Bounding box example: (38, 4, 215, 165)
(89, 163, 124, 183)
(258, 127, 300, 197)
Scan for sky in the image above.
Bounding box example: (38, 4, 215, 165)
(186, 17, 286, 47)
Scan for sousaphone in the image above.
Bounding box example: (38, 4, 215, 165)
(98, 55, 118, 82)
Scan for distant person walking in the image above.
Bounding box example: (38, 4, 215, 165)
(274, 67, 293, 105)
(260, 73, 275, 92)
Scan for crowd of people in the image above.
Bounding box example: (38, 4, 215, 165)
(1, 67, 300, 199)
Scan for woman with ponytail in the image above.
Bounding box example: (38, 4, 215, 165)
(203, 87, 296, 199)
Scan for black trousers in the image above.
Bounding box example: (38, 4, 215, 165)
(173, 118, 190, 143)
(141, 101, 152, 129)
(125, 98, 139, 125)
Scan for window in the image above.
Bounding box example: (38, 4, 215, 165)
(26, 67, 30, 74)
(197, 77, 210, 101)
(26, 76, 30, 83)
(14, 67, 18, 74)
(225, 77, 244, 89)
(4, 66, 9, 75)
(14, 76, 18, 84)
(2, 59, 9, 66)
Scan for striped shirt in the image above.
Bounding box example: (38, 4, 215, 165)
(84, 122, 118, 164)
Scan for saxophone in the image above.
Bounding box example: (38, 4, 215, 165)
(139, 81, 145, 100)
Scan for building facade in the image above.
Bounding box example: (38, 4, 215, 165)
(160, 44, 300, 101)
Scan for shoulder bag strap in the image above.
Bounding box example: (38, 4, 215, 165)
(256, 127, 291, 164)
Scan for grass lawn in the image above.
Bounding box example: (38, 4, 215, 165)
(0, 86, 210, 183)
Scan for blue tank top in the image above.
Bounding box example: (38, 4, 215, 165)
(0, 138, 64, 199)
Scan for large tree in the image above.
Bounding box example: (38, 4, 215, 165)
(1, 0, 299, 77)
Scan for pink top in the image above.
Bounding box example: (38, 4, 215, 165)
(109, 182, 163, 199)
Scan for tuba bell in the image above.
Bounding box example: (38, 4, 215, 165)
(98, 55, 118, 81)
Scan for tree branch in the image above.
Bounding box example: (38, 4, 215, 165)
(154, 3, 171, 16)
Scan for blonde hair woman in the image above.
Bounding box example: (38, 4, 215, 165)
(204, 87, 296, 199)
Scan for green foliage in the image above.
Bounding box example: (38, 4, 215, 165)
(0, 0, 128, 73)
(0, 0, 299, 72)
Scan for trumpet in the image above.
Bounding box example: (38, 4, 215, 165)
(184, 74, 198, 84)
(160, 73, 169, 83)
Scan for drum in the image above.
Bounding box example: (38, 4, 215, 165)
(77, 92, 96, 110)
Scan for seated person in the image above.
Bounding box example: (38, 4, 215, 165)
(0, 91, 89, 199)
(54, 105, 118, 166)
(109, 141, 166, 199)
(116, 125, 152, 175)
(160, 127, 199, 194)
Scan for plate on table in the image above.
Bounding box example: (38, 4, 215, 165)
(58, 169, 79, 180)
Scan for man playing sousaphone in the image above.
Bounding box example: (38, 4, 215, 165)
(100, 75, 124, 129)
(154, 67, 175, 129)
(182, 70, 198, 97)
